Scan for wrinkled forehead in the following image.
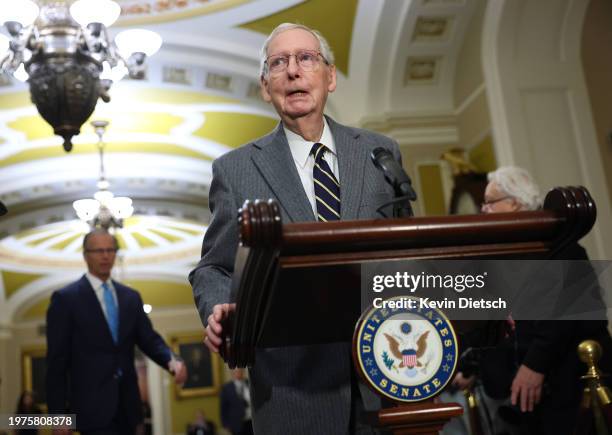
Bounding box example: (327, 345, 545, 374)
(267, 28, 320, 56)
(86, 233, 116, 249)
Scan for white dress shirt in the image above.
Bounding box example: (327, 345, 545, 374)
(284, 118, 339, 216)
(86, 272, 118, 322)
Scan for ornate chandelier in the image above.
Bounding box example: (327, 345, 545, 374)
(73, 120, 134, 230)
(0, 0, 162, 151)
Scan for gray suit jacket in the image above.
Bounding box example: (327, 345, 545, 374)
(190, 116, 402, 434)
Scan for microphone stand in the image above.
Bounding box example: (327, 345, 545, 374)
(370, 147, 417, 218)
(376, 194, 414, 218)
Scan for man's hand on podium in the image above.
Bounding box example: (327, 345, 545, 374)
(204, 303, 235, 353)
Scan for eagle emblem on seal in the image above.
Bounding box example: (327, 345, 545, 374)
(384, 330, 429, 369)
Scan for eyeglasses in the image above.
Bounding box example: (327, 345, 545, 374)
(85, 248, 118, 255)
(481, 196, 512, 208)
(265, 50, 329, 75)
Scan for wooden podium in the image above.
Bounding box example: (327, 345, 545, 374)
(219, 186, 596, 434)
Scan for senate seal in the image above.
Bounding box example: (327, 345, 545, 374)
(353, 296, 458, 403)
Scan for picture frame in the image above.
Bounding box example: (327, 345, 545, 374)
(21, 345, 48, 411)
(170, 333, 221, 398)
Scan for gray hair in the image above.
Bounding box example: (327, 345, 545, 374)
(259, 23, 335, 78)
(487, 166, 542, 211)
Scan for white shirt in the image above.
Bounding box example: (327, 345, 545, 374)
(284, 118, 339, 216)
(233, 379, 252, 420)
(86, 272, 118, 322)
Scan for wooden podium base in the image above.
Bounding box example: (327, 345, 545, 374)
(371, 401, 463, 435)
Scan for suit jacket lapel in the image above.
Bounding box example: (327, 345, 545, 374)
(113, 280, 127, 344)
(251, 124, 315, 222)
(329, 117, 367, 220)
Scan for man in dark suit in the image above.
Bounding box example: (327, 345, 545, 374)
(46, 229, 187, 434)
(189, 23, 403, 434)
(220, 369, 252, 435)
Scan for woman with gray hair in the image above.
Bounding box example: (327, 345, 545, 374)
(476, 166, 612, 435)
(482, 166, 542, 213)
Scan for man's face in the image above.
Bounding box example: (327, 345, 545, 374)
(481, 181, 520, 214)
(83, 233, 117, 280)
(260, 29, 336, 123)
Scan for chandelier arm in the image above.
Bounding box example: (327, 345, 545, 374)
(74, 26, 93, 56)
(1, 25, 32, 74)
(100, 25, 117, 67)
(79, 25, 94, 54)
(98, 139, 106, 182)
(103, 26, 123, 67)
(0, 52, 13, 73)
(22, 25, 36, 52)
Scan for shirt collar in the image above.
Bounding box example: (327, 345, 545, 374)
(284, 118, 336, 168)
(85, 272, 111, 291)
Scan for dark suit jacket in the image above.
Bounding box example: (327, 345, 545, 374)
(220, 381, 248, 434)
(46, 275, 172, 431)
(189, 117, 401, 434)
(480, 243, 612, 434)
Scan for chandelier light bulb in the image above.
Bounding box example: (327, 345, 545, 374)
(111, 61, 128, 82)
(109, 197, 134, 218)
(13, 64, 29, 82)
(70, 0, 121, 27)
(100, 61, 113, 80)
(102, 60, 128, 82)
(0, 0, 39, 27)
(115, 29, 162, 58)
(73, 198, 101, 221)
(0, 34, 9, 54)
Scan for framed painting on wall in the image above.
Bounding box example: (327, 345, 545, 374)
(170, 333, 221, 398)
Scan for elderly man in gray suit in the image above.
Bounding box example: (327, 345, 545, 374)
(190, 23, 403, 434)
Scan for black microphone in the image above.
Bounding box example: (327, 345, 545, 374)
(371, 147, 417, 200)
(0, 201, 6, 217)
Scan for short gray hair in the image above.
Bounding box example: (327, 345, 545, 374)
(259, 23, 335, 78)
(487, 166, 542, 211)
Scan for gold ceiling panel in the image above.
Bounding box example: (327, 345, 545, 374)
(0, 88, 240, 111)
(2, 270, 44, 299)
(123, 280, 194, 307)
(0, 92, 31, 110)
(0, 141, 212, 169)
(19, 295, 51, 321)
(194, 112, 278, 148)
(7, 112, 184, 141)
(18, 279, 194, 320)
(104, 88, 240, 105)
(240, 0, 358, 76)
(6, 116, 52, 142)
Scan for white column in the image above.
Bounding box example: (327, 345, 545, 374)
(146, 359, 168, 435)
(482, 0, 612, 258)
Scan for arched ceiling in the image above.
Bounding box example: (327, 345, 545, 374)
(0, 0, 483, 320)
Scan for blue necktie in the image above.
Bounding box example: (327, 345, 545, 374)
(312, 142, 340, 222)
(102, 282, 119, 344)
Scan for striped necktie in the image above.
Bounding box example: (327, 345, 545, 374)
(311, 142, 340, 222)
(102, 282, 119, 344)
